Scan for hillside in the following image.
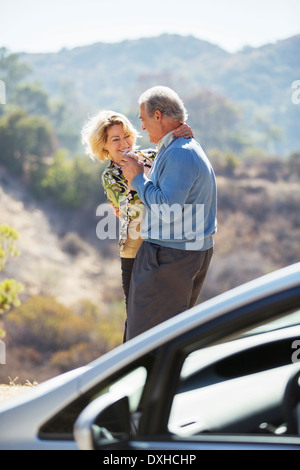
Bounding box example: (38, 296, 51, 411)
(0, 154, 299, 383)
(21, 35, 229, 109)
(1, 36, 299, 384)
(0, 165, 123, 308)
(1, 155, 299, 307)
(20, 33, 300, 154)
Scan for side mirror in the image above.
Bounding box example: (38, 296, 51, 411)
(74, 392, 131, 450)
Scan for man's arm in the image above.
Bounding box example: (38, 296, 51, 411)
(122, 149, 198, 221)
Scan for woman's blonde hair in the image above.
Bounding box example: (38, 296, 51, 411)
(81, 110, 139, 162)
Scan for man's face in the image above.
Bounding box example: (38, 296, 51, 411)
(139, 103, 162, 144)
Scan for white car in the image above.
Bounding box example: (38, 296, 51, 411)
(0, 262, 299, 450)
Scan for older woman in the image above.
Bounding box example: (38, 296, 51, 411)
(81, 110, 192, 340)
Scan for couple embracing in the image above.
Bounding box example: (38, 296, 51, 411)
(82, 86, 217, 342)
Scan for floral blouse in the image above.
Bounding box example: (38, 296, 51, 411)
(101, 149, 156, 257)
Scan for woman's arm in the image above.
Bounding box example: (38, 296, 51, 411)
(172, 122, 193, 139)
(101, 166, 127, 211)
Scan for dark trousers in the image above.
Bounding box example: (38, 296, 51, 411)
(126, 241, 213, 340)
(121, 257, 135, 342)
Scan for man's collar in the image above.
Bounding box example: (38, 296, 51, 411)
(157, 130, 175, 151)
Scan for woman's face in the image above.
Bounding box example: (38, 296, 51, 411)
(105, 124, 134, 165)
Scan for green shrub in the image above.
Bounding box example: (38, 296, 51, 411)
(5, 296, 125, 373)
(0, 225, 23, 337)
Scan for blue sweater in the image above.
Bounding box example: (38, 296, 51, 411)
(131, 136, 217, 251)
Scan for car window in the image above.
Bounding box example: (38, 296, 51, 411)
(168, 309, 300, 439)
(244, 310, 300, 336)
(109, 366, 147, 413)
(39, 361, 149, 440)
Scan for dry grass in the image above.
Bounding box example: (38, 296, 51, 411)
(0, 377, 37, 402)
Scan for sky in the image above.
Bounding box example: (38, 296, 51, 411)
(0, 0, 299, 54)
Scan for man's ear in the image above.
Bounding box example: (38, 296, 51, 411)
(154, 110, 162, 122)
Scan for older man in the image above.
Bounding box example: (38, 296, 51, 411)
(121, 86, 217, 340)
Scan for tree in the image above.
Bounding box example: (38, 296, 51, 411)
(184, 89, 245, 153)
(0, 48, 30, 103)
(0, 225, 23, 337)
(13, 82, 51, 116)
(0, 109, 56, 174)
(38, 150, 105, 209)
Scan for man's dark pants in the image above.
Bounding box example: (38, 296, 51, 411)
(126, 241, 213, 340)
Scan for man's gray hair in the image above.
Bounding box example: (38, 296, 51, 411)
(138, 86, 188, 122)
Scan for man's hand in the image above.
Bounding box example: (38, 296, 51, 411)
(120, 155, 144, 189)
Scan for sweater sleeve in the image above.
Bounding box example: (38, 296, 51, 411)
(131, 148, 198, 222)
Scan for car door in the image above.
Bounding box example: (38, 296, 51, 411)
(74, 285, 300, 450)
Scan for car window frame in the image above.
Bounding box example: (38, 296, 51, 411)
(137, 286, 300, 438)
